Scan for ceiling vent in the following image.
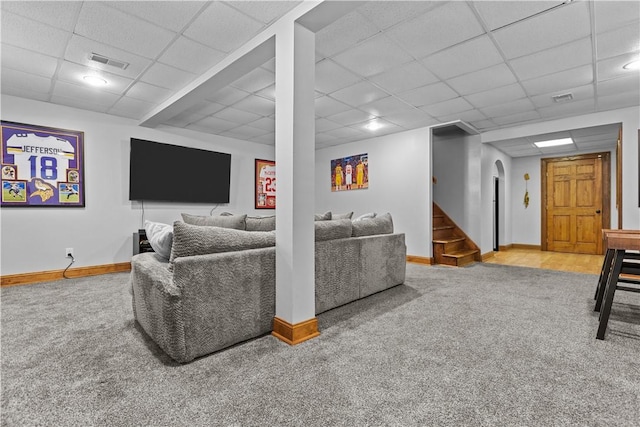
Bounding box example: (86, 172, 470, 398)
(89, 53, 129, 70)
(552, 92, 573, 103)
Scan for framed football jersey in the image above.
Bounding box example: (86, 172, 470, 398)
(1, 121, 85, 207)
(255, 159, 275, 209)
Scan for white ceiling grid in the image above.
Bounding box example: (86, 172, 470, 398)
(0, 0, 638, 156)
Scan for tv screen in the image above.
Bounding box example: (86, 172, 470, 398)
(129, 138, 231, 203)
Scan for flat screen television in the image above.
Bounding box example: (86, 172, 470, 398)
(129, 138, 231, 203)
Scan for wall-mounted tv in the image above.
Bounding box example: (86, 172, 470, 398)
(129, 138, 231, 204)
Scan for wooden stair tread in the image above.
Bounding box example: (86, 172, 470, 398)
(433, 237, 466, 244)
(433, 225, 455, 231)
(442, 249, 479, 259)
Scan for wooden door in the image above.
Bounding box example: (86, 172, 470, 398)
(542, 153, 610, 255)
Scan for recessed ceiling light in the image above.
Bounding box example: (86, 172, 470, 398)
(622, 59, 640, 70)
(82, 75, 108, 86)
(364, 120, 383, 131)
(534, 138, 573, 148)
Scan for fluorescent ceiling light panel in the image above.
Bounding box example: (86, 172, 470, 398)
(534, 138, 573, 148)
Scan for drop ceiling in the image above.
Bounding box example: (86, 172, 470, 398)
(1, 1, 638, 156)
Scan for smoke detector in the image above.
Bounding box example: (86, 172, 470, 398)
(552, 92, 574, 103)
(88, 53, 129, 70)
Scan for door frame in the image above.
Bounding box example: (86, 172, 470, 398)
(541, 151, 611, 254)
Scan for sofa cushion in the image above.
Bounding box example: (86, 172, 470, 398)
(353, 212, 377, 221)
(181, 213, 247, 230)
(314, 211, 331, 221)
(315, 219, 353, 241)
(351, 212, 393, 237)
(169, 222, 275, 265)
(144, 220, 173, 259)
(332, 211, 353, 220)
(246, 215, 276, 231)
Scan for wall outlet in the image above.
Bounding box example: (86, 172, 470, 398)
(65, 248, 74, 258)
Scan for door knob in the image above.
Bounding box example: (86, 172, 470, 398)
(596, 210, 601, 214)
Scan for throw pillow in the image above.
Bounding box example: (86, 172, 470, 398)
(169, 222, 275, 265)
(246, 215, 276, 232)
(332, 211, 353, 220)
(315, 219, 353, 241)
(314, 211, 331, 221)
(351, 212, 393, 237)
(181, 213, 247, 230)
(353, 212, 377, 221)
(144, 220, 173, 259)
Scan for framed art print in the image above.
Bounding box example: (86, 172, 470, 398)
(255, 159, 275, 209)
(1, 121, 85, 207)
(331, 153, 368, 192)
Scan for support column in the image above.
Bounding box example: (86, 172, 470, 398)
(272, 22, 318, 345)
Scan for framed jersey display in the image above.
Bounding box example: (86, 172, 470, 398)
(331, 153, 368, 192)
(1, 121, 85, 207)
(255, 159, 275, 209)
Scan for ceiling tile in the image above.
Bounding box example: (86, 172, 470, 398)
(357, 1, 441, 30)
(50, 95, 110, 114)
(422, 35, 504, 80)
(597, 53, 640, 82)
(1, 86, 50, 103)
(324, 126, 367, 140)
(330, 81, 389, 107)
(183, 2, 264, 53)
(52, 80, 121, 108)
(315, 118, 343, 133)
(2, 68, 52, 94)
(353, 118, 403, 136)
(184, 101, 226, 117)
(465, 83, 527, 108)
(250, 132, 275, 145)
(325, 109, 374, 126)
(530, 84, 594, 108)
(420, 97, 474, 118)
(597, 91, 640, 111)
(206, 86, 250, 105)
(126, 82, 173, 104)
(315, 11, 380, 58)
(509, 37, 592, 81)
(574, 140, 617, 150)
(492, 110, 541, 126)
(109, 97, 155, 120)
(397, 82, 458, 107)
(480, 98, 536, 118)
(331, 34, 413, 77)
(1, 11, 71, 57)
(1, 44, 58, 78)
(492, 1, 590, 59)
(521, 64, 593, 96)
(471, 119, 497, 131)
(221, 125, 269, 140)
(140, 62, 197, 90)
(446, 63, 518, 96)
(570, 124, 621, 139)
(64, 35, 152, 80)
(315, 59, 361, 94)
(472, 1, 563, 31)
(247, 117, 275, 132)
(538, 98, 595, 119)
(596, 23, 640, 61)
(594, 1, 640, 34)
(57, 61, 134, 95)
(316, 133, 339, 145)
(1, 1, 82, 31)
(163, 111, 207, 127)
(227, 1, 300, 24)
(230, 67, 274, 93)
(109, 1, 206, 32)
(315, 96, 352, 117)
(215, 106, 262, 124)
(597, 74, 640, 97)
(368, 61, 439, 94)
(386, 2, 484, 59)
(187, 115, 238, 133)
(232, 95, 275, 117)
(75, 2, 176, 59)
(257, 84, 276, 101)
(359, 96, 415, 117)
(384, 110, 438, 128)
(158, 37, 226, 74)
(438, 109, 488, 124)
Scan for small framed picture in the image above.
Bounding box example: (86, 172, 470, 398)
(255, 159, 275, 209)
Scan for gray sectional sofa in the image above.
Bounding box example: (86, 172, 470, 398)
(130, 213, 406, 363)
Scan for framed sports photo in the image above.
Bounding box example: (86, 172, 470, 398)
(1, 121, 85, 207)
(255, 159, 275, 209)
(331, 153, 368, 192)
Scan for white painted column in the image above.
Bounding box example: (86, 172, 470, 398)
(274, 22, 316, 325)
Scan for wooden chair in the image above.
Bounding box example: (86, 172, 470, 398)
(595, 231, 640, 340)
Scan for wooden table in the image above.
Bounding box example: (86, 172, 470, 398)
(595, 230, 640, 340)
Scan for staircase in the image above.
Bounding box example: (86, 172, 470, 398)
(432, 203, 481, 267)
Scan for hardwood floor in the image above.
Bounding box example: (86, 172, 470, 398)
(484, 248, 603, 275)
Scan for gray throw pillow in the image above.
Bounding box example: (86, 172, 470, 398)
(315, 219, 353, 241)
(181, 213, 247, 230)
(169, 221, 275, 265)
(246, 215, 276, 231)
(353, 212, 377, 221)
(332, 212, 353, 220)
(351, 213, 393, 237)
(314, 211, 331, 221)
